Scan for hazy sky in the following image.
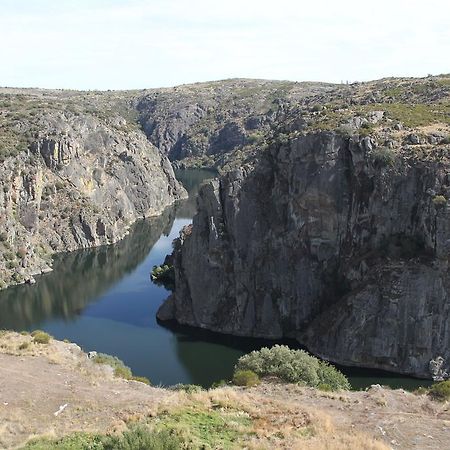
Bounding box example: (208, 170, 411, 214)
(1, 0, 448, 90)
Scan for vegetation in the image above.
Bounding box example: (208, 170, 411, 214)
(235, 345, 350, 390)
(22, 426, 181, 450)
(232, 370, 260, 387)
(432, 195, 447, 207)
(151, 264, 175, 290)
(93, 353, 151, 385)
(370, 147, 397, 166)
(171, 384, 204, 394)
(428, 380, 450, 401)
(31, 330, 51, 344)
(157, 408, 252, 449)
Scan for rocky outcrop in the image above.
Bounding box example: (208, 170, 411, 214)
(0, 112, 186, 288)
(136, 79, 334, 164)
(160, 130, 450, 378)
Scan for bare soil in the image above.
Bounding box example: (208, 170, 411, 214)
(0, 332, 449, 449)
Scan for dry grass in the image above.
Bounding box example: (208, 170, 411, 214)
(0, 332, 448, 449)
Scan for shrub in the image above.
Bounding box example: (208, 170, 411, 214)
(428, 380, 450, 401)
(18, 342, 29, 350)
(211, 379, 228, 389)
(93, 353, 151, 384)
(370, 147, 396, 166)
(103, 425, 181, 450)
(235, 345, 350, 390)
(23, 427, 182, 450)
(151, 264, 175, 290)
(432, 195, 447, 208)
(31, 330, 51, 344)
(171, 383, 203, 393)
(130, 376, 151, 385)
(94, 353, 132, 379)
(232, 370, 260, 387)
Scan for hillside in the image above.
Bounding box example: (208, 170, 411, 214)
(0, 332, 449, 449)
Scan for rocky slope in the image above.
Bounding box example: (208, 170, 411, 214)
(0, 90, 186, 288)
(135, 78, 335, 167)
(159, 75, 450, 379)
(0, 80, 338, 289)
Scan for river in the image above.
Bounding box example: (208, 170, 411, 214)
(0, 169, 432, 390)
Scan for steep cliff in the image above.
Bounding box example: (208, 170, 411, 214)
(0, 91, 186, 288)
(159, 75, 450, 378)
(136, 78, 334, 167)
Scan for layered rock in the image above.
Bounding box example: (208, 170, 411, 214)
(160, 130, 450, 378)
(0, 111, 186, 288)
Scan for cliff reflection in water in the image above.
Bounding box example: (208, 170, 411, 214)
(0, 207, 175, 330)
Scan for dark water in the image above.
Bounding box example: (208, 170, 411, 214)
(0, 169, 432, 390)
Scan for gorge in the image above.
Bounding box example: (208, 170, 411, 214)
(1, 76, 450, 383)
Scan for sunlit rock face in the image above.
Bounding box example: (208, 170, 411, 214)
(0, 111, 186, 288)
(161, 130, 450, 379)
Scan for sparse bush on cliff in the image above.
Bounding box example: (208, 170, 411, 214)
(232, 370, 260, 387)
(432, 195, 447, 208)
(151, 264, 175, 290)
(235, 345, 350, 390)
(370, 147, 396, 166)
(171, 383, 204, 393)
(31, 330, 51, 344)
(93, 352, 151, 385)
(428, 380, 450, 401)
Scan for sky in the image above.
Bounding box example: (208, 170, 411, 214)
(0, 0, 449, 90)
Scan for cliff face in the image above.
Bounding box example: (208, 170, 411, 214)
(160, 130, 450, 378)
(135, 79, 334, 165)
(0, 104, 186, 288)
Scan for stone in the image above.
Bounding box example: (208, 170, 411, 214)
(161, 131, 450, 379)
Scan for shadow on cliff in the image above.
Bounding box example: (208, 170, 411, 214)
(0, 208, 176, 330)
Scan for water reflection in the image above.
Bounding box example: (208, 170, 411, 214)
(0, 209, 175, 330)
(0, 168, 433, 390)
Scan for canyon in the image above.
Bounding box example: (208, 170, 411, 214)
(2, 75, 450, 380)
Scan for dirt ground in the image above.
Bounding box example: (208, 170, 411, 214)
(0, 331, 449, 449)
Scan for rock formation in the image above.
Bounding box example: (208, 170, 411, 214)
(159, 74, 450, 378)
(0, 98, 186, 288)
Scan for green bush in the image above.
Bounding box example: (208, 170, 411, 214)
(211, 379, 228, 389)
(151, 264, 175, 290)
(428, 380, 450, 401)
(432, 195, 447, 208)
(22, 426, 182, 450)
(235, 345, 350, 390)
(103, 425, 181, 450)
(232, 370, 260, 387)
(93, 353, 151, 384)
(94, 353, 131, 380)
(18, 342, 29, 350)
(31, 330, 51, 344)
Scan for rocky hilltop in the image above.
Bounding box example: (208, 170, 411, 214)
(159, 75, 450, 379)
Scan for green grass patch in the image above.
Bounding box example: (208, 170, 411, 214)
(157, 408, 252, 449)
(21, 426, 181, 449)
(362, 102, 450, 128)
